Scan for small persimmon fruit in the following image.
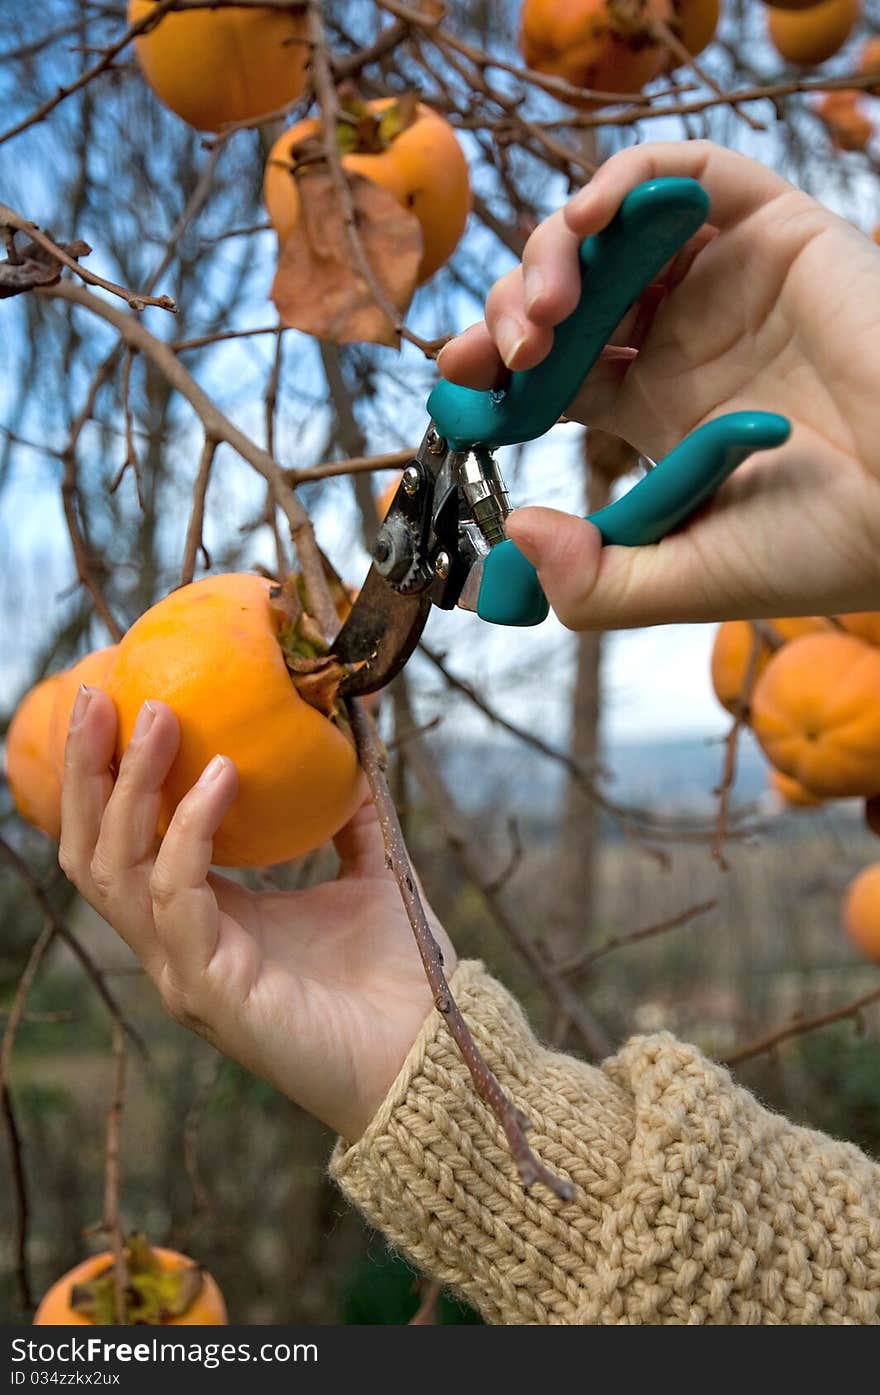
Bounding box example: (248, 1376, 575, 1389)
(5, 675, 64, 838)
(519, 0, 672, 105)
(837, 611, 880, 646)
(34, 1235, 226, 1325)
(766, 0, 861, 68)
(668, 0, 720, 63)
(858, 35, 880, 93)
(264, 96, 470, 285)
(128, 1, 310, 132)
(709, 617, 826, 715)
(103, 573, 364, 867)
(815, 91, 872, 151)
(769, 767, 823, 808)
(751, 632, 880, 798)
(841, 863, 880, 963)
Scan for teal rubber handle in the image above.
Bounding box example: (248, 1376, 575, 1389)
(427, 177, 711, 451)
(477, 411, 792, 627)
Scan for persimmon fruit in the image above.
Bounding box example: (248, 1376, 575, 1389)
(837, 611, 880, 646)
(842, 863, 880, 963)
(751, 632, 880, 798)
(816, 91, 873, 151)
(374, 472, 403, 523)
(858, 35, 880, 93)
(519, 0, 672, 105)
(128, 1, 310, 132)
(668, 0, 720, 62)
(5, 675, 64, 839)
(766, 0, 861, 68)
(103, 573, 364, 868)
(769, 767, 823, 808)
(34, 1236, 226, 1325)
(264, 96, 470, 285)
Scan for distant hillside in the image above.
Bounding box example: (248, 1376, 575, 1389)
(435, 729, 863, 830)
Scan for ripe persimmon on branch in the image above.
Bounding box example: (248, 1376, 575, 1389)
(4, 0, 880, 1323)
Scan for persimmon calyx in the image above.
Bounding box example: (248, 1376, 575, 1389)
(283, 89, 420, 172)
(69, 1234, 204, 1325)
(270, 572, 357, 720)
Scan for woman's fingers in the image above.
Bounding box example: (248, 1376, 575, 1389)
(58, 687, 118, 903)
(334, 793, 392, 880)
(564, 140, 789, 241)
(149, 755, 239, 986)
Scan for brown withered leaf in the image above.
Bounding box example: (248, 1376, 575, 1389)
(0, 236, 90, 300)
(271, 170, 422, 347)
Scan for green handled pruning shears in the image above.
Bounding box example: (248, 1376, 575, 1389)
(334, 177, 791, 694)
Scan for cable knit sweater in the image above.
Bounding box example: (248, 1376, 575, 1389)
(331, 960, 880, 1324)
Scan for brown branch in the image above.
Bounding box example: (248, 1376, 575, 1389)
(0, 204, 176, 313)
(180, 437, 217, 586)
(41, 279, 338, 640)
(724, 985, 880, 1068)
(103, 1023, 128, 1324)
(571, 898, 717, 972)
(0, 836, 148, 1060)
(400, 691, 612, 1064)
(347, 694, 574, 1200)
(286, 447, 415, 489)
(713, 627, 764, 868)
(0, 920, 55, 1313)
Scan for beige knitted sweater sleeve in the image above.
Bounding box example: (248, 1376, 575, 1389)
(330, 960, 880, 1324)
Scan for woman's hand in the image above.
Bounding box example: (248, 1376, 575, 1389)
(439, 140, 880, 630)
(58, 688, 455, 1142)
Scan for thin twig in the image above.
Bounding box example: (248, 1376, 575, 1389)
(0, 836, 148, 1060)
(0, 204, 175, 313)
(724, 986, 880, 1067)
(0, 920, 56, 1313)
(180, 437, 217, 586)
(347, 694, 575, 1200)
(570, 899, 717, 972)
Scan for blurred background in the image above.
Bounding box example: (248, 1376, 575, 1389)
(2, 0, 880, 1324)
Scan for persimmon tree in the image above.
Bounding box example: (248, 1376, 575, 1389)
(2, 0, 880, 1323)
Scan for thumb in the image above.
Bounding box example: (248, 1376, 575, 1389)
(505, 505, 711, 631)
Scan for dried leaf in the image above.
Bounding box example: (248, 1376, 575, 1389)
(0, 236, 90, 300)
(271, 170, 422, 347)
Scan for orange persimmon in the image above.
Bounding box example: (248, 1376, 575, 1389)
(128, 1, 310, 132)
(751, 632, 880, 798)
(264, 97, 470, 285)
(709, 617, 826, 715)
(769, 767, 823, 808)
(837, 611, 880, 645)
(766, 0, 861, 68)
(842, 863, 880, 963)
(5, 674, 64, 838)
(519, 0, 672, 104)
(669, 0, 720, 62)
(815, 90, 873, 151)
(103, 573, 364, 868)
(34, 1237, 226, 1325)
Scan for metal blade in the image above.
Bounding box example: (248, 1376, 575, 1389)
(334, 566, 431, 697)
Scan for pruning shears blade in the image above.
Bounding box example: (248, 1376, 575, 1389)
(334, 566, 431, 697)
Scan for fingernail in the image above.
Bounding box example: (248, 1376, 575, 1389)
(131, 700, 157, 744)
(70, 685, 92, 730)
(197, 754, 227, 787)
(523, 266, 544, 314)
(496, 314, 526, 368)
